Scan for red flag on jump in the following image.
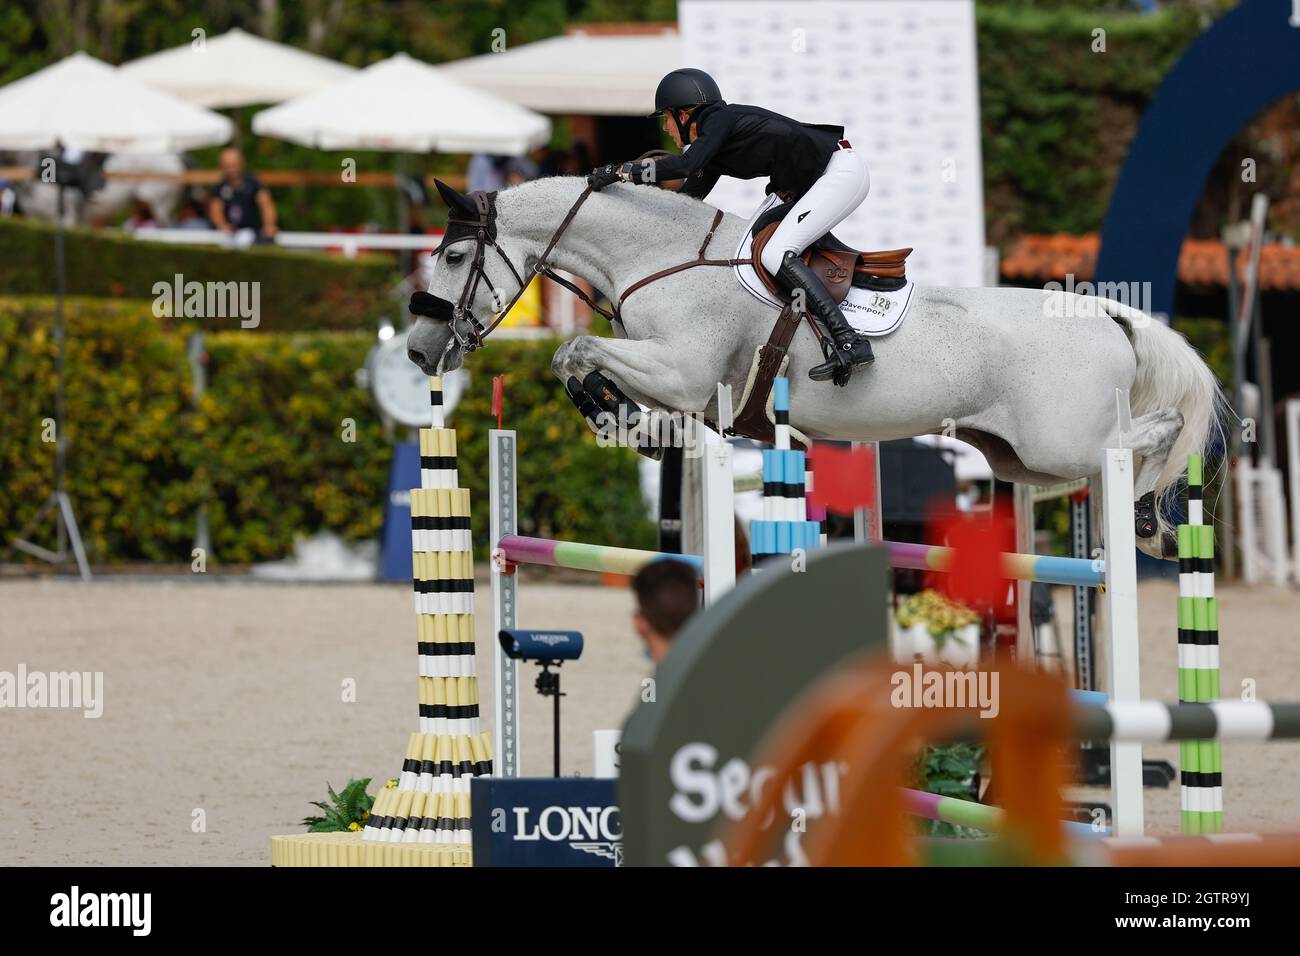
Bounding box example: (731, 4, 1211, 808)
(492, 374, 506, 429)
(930, 507, 1016, 609)
(809, 442, 877, 513)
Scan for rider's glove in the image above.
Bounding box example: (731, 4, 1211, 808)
(588, 161, 656, 191)
(587, 164, 622, 191)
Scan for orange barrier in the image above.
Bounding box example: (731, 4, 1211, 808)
(722, 660, 1300, 867)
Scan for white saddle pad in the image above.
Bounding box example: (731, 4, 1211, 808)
(732, 219, 914, 337)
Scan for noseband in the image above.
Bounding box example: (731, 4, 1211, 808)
(411, 186, 599, 353)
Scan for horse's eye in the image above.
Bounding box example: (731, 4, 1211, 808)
(445, 251, 464, 265)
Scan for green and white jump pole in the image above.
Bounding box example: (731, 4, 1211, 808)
(1179, 454, 1222, 833)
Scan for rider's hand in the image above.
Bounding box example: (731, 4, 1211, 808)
(587, 164, 621, 191)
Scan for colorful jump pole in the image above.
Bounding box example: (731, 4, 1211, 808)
(901, 788, 1103, 839)
(751, 377, 822, 566)
(884, 540, 1106, 588)
(498, 534, 705, 577)
(499, 533, 1107, 589)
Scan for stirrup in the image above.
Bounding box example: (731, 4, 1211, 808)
(809, 335, 873, 384)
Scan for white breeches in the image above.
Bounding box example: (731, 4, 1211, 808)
(758, 147, 871, 275)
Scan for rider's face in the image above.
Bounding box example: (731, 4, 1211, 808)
(661, 110, 687, 149)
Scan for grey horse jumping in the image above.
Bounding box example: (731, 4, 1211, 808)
(406, 176, 1223, 559)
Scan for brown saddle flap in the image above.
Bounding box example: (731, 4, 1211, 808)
(751, 222, 912, 303)
(856, 248, 912, 278)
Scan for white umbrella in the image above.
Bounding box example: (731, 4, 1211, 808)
(0, 52, 232, 153)
(119, 27, 357, 108)
(440, 30, 684, 116)
(252, 52, 550, 156)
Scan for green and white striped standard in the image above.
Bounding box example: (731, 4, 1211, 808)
(1178, 453, 1222, 834)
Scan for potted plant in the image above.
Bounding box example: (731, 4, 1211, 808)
(893, 589, 981, 668)
(300, 778, 376, 833)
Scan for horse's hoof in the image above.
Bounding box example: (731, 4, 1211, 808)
(1134, 491, 1157, 538)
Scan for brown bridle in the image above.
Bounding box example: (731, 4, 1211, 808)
(428, 186, 599, 353)
(424, 184, 752, 352)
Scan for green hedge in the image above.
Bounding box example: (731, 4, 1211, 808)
(0, 217, 396, 331)
(0, 295, 652, 566)
(977, 4, 1203, 244)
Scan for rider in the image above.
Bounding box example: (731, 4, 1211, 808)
(587, 67, 874, 384)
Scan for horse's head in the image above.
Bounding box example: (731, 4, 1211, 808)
(407, 179, 528, 375)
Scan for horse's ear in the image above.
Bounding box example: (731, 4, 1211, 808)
(434, 178, 476, 218)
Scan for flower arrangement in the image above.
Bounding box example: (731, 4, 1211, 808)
(894, 589, 982, 666)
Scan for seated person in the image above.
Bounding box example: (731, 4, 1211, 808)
(208, 148, 278, 243)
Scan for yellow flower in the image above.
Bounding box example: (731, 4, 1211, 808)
(348, 821, 361, 831)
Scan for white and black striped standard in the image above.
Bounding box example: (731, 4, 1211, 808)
(1075, 701, 1300, 742)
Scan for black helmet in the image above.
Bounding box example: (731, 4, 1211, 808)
(653, 68, 722, 114)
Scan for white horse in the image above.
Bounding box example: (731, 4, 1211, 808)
(406, 176, 1223, 558)
(6, 151, 185, 226)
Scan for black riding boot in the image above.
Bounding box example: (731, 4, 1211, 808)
(776, 252, 874, 386)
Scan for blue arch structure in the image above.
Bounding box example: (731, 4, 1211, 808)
(1095, 0, 1300, 318)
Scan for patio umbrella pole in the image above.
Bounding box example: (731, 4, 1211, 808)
(9, 181, 92, 580)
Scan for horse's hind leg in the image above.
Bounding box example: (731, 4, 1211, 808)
(1126, 407, 1184, 499)
(1125, 407, 1184, 556)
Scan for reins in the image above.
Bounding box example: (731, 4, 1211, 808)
(433, 186, 754, 350)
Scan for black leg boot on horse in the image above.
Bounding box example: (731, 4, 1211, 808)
(568, 371, 668, 461)
(776, 251, 874, 386)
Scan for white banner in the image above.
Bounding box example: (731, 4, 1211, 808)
(678, 0, 986, 288)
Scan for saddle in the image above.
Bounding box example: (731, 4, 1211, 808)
(724, 204, 913, 446)
(749, 201, 912, 303)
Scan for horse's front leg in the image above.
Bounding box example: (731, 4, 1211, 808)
(552, 335, 715, 459)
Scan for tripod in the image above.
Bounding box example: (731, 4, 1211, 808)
(533, 661, 566, 778)
(9, 175, 91, 580)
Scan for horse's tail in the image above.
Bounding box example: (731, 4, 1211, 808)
(1102, 301, 1226, 535)
(1128, 317, 1224, 490)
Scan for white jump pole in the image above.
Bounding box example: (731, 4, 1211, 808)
(489, 429, 521, 779)
(1013, 483, 1036, 664)
(1103, 388, 1144, 837)
(1287, 399, 1300, 584)
(852, 441, 883, 544)
(701, 385, 737, 605)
